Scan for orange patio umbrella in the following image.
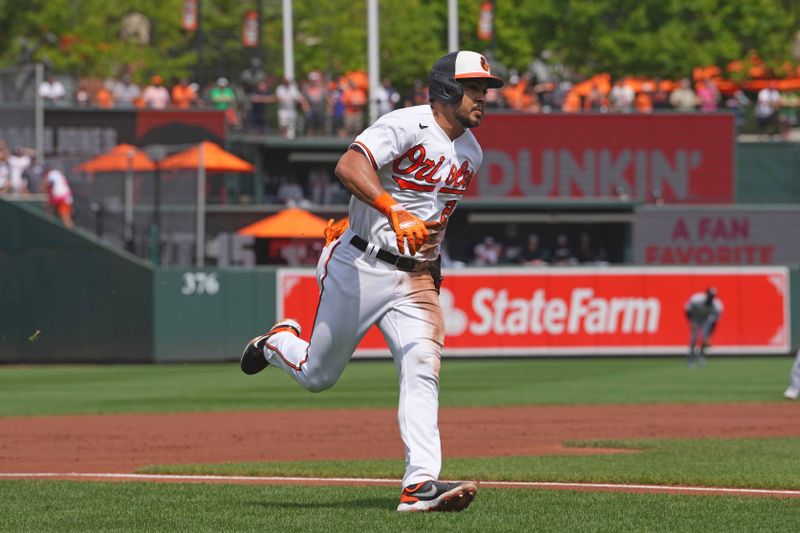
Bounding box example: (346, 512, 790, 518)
(237, 208, 329, 239)
(75, 144, 157, 245)
(75, 143, 156, 173)
(158, 141, 254, 173)
(159, 141, 255, 266)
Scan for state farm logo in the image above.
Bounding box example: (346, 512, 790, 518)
(441, 287, 661, 336)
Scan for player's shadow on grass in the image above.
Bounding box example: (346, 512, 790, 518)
(247, 497, 392, 510)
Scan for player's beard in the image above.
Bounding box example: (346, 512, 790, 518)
(454, 105, 482, 129)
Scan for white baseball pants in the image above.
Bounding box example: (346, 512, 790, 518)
(263, 228, 444, 487)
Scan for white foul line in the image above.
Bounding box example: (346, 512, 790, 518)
(1, 472, 800, 497)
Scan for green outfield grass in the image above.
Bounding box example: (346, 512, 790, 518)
(1, 480, 799, 533)
(0, 356, 794, 416)
(142, 437, 800, 489)
(2, 357, 799, 531)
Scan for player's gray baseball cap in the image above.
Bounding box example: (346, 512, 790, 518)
(429, 50, 504, 104)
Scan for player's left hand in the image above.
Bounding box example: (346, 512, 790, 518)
(324, 217, 349, 246)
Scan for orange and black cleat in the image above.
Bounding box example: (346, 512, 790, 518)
(396, 480, 477, 512)
(240, 319, 301, 375)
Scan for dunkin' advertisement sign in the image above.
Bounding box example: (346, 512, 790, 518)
(471, 114, 734, 203)
(277, 267, 789, 356)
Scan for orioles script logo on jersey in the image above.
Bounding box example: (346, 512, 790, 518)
(392, 144, 474, 195)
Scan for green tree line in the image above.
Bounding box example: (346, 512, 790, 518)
(0, 0, 797, 90)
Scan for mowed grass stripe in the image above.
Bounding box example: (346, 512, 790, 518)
(1, 480, 799, 532)
(0, 357, 794, 416)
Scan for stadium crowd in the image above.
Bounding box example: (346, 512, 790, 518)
(37, 62, 800, 140)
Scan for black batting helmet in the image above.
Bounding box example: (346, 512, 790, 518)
(429, 51, 504, 104)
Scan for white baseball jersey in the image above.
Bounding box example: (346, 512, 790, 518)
(684, 292, 723, 321)
(46, 169, 73, 203)
(350, 105, 483, 260)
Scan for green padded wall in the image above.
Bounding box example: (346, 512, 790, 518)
(152, 268, 278, 362)
(0, 199, 154, 362)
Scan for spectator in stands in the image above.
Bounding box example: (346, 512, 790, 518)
(609, 79, 635, 112)
(519, 234, 549, 266)
(635, 81, 654, 113)
(6, 146, 33, 195)
(171, 78, 198, 109)
(0, 143, 10, 194)
(113, 75, 141, 108)
(405, 79, 428, 107)
(575, 232, 608, 265)
(552, 234, 576, 265)
(95, 79, 115, 109)
(303, 71, 329, 136)
(209, 77, 240, 127)
(142, 75, 171, 109)
(39, 74, 66, 106)
(308, 165, 335, 205)
(584, 83, 608, 112)
(330, 79, 346, 137)
(669, 78, 698, 111)
(725, 89, 750, 132)
(652, 79, 671, 110)
(520, 82, 542, 114)
(239, 56, 267, 95)
(756, 81, 782, 136)
(502, 71, 525, 110)
(248, 79, 275, 133)
(74, 80, 91, 107)
(375, 77, 401, 117)
(342, 79, 367, 137)
(42, 165, 74, 227)
(696, 79, 720, 112)
(276, 176, 309, 208)
(22, 153, 45, 193)
(276, 77, 307, 139)
(778, 91, 799, 135)
(209, 77, 236, 110)
(472, 236, 503, 266)
(561, 90, 581, 113)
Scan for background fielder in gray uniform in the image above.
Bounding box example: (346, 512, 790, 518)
(784, 349, 800, 400)
(684, 287, 723, 367)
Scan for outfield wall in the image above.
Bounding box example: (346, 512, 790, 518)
(1, 197, 797, 363)
(0, 199, 154, 363)
(152, 268, 277, 362)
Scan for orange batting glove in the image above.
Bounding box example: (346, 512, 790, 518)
(324, 217, 349, 246)
(373, 192, 430, 256)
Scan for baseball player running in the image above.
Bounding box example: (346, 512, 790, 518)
(684, 287, 723, 367)
(240, 50, 502, 512)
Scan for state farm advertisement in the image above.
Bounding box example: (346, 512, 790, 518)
(277, 267, 789, 356)
(471, 114, 734, 203)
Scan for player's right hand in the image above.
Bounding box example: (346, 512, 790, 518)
(386, 204, 428, 255)
(373, 192, 439, 256)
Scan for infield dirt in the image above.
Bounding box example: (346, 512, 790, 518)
(1, 403, 799, 473)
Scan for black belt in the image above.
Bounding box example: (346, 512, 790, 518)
(349, 235, 429, 272)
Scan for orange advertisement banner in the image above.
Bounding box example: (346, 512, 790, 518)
(278, 267, 789, 356)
